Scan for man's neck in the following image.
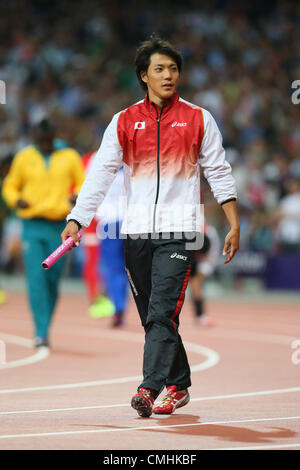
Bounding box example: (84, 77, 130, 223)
(35, 144, 53, 157)
(152, 99, 164, 110)
(148, 91, 174, 110)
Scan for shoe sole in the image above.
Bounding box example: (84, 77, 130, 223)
(153, 393, 190, 415)
(131, 396, 152, 418)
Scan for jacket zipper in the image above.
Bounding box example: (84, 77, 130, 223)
(153, 105, 163, 233)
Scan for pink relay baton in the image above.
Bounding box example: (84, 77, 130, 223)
(41, 231, 82, 270)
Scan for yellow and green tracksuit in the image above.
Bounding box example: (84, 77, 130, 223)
(2, 143, 85, 340)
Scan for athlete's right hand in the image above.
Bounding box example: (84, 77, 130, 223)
(61, 220, 81, 246)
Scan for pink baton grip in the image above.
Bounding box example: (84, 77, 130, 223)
(41, 231, 82, 270)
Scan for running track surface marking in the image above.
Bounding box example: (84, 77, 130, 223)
(0, 292, 299, 450)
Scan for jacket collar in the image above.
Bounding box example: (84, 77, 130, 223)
(144, 91, 179, 119)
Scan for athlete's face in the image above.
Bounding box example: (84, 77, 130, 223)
(141, 53, 179, 105)
(33, 131, 54, 154)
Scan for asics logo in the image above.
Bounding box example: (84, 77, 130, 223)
(170, 252, 188, 261)
(171, 121, 187, 127)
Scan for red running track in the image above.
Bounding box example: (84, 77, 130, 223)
(0, 289, 299, 450)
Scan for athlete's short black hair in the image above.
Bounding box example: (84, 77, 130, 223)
(32, 118, 55, 135)
(135, 34, 183, 91)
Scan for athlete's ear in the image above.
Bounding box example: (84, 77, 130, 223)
(141, 71, 148, 85)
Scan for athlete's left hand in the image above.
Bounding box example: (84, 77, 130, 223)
(223, 228, 240, 264)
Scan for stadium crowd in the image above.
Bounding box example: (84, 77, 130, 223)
(0, 0, 299, 276)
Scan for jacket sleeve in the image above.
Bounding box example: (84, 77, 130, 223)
(2, 152, 23, 209)
(199, 109, 237, 205)
(67, 112, 123, 227)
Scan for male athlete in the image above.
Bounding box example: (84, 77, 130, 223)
(3, 119, 84, 347)
(61, 36, 240, 417)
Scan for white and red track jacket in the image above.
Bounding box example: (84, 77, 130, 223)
(67, 92, 237, 234)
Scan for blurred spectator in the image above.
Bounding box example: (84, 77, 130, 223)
(0, 0, 299, 269)
(247, 210, 273, 253)
(189, 223, 221, 327)
(273, 178, 300, 253)
(1, 119, 85, 347)
(96, 167, 129, 328)
(81, 150, 115, 319)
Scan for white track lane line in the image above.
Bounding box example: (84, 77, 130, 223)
(0, 374, 143, 394)
(199, 327, 297, 345)
(0, 338, 219, 393)
(0, 333, 49, 369)
(0, 386, 299, 415)
(218, 443, 300, 450)
(0, 415, 300, 440)
(56, 322, 298, 346)
(0, 333, 33, 348)
(0, 328, 218, 375)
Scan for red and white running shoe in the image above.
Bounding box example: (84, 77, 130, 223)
(153, 385, 190, 415)
(131, 387, 155, 417)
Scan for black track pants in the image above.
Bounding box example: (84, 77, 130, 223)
(123, 234, 195, 397)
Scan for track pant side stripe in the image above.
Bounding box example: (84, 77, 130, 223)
(170, 265, 191, 331)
